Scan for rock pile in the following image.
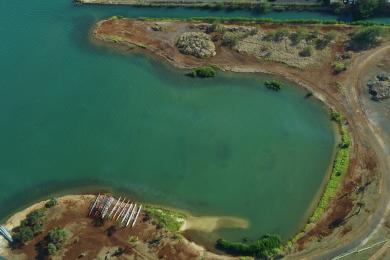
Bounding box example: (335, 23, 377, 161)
(176, 32, 216, 59)
(367, 73, 390, 101)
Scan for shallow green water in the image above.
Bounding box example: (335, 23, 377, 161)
(0, 0, 340, 243)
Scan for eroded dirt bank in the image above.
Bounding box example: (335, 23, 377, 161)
(91, 18, 389, 258)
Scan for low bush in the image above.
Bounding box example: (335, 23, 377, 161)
(45, 197, 58, 208)
(330, 110, 344, 123)
(299, 46, 313, 57)
(324, 31, 337, 43)
(13, 226, 34, 244)
(189, 65, 217, 78)
(290, 28, 309, 45)
(45, 227, 67, 255)
(251, 0, 271, 14)
(332, 61, 348, 74)
(47, 243, 58, 255)
(264, 80, 283, 91)
(222, 31, 244, 47)
(216, 234, 282, 258)
(13, 208, 47, 245)
(273, 28, 289, 42)
(349, 26, 388, 51)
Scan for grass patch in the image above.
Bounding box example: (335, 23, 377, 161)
(144, 206, 186, 232)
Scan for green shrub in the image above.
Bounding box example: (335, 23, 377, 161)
(331, 2, 345, 15)
(264, 80, 283, 91)
(340, 126, 351, 148)
(349, 26, 388, 51)
(325, 31, 337, 42)
(315, 30, 337, 49)
(189, 65, 217, 78)
(290, 28, 309, 45)
(13, 226, 34, 244)
(352, 0, 380, 20)
(47, 243, 58, 255)
(330, 110, 344, 123)
(45, 197, 58, 208)
(13, 208, 47, 244)
(251, 0, 271, 14)
(332, 61, 348, 74)
(48, 227, 67, 249)
(216, 234, 282, 258)
(222, 31, 243, 47)
(274, 28, 289, 42)
(299, 46, 313, 57)
(305, 28, 320, 42)
(209, 21, 224, 33)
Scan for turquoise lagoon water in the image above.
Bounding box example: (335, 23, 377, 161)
(0, 0, 361, 243)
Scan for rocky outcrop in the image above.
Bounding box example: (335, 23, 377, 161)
(176, 32, 216, 59)
(367, 74, 390, 101)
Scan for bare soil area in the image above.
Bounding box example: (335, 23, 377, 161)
(0, 195, 233, 260)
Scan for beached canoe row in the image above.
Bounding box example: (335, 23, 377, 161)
(88, 194, 142, 228)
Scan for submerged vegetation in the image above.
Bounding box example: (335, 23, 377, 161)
(188, 65, 218, 78)
(216, 234, 282, 258)
(144, 205, 185, 232)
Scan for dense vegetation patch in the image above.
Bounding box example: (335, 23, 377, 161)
(216, 234, 282, 258)
(315, 31, 337, 49)
(188, 65, 218, 78)
(299, 46, 313, 57)
(309, 110, 350, 223)
(349, 26, 388, 51)
(46, 227, 68, 255)
(13, 208, 47, 245)
(45, 197, 58, 208)
(264, 80, 283, 91)
(144, 206, 185, 232)
(332, 61, 348, 74)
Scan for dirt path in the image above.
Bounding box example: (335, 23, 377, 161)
(291, 43, 390, 260)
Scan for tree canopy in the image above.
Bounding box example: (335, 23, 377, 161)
(349, 26, 388, 51)
(352, 0, 380, 19)
(216, 234, 282, 258)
